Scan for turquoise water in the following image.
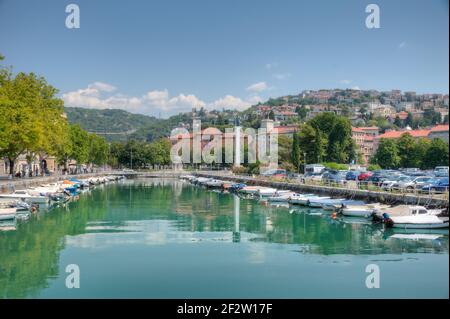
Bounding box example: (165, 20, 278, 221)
(0, 178, 448, 298)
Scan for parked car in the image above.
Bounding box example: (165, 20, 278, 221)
(358, 171, 373, 181)
(421, 177, 449, 193)
(391, 176, 434, 191)
(261, 169, 287, 178)
(346, 171, 361, 181)
(366, 174, 390, 187)
(303, 172, 324, 183)
(379, 174, 407, 191)
(322, 170, 347, 185)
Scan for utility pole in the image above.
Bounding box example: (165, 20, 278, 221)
(304, 152, 307, 174)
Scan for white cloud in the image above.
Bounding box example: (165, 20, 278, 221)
(339, 79, 352, 85)
(62, 82, 260, 117)
(351, 86, 361, 90)
(398, 41, 406, 49)
(89, 82, 117, 92)
(265, 63, 277, 70)
(209, 95, 262, 111)
(246, 81, 268, 92)
(273, 73, 291, 80)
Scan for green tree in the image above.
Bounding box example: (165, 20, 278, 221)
(326, 117, 354, 163)
(372, 139, 400, 169)
(397, 133, 416, 168)
(291, 133, 301, 172)
(88, 133, 109, 166)
(295, 105, 308, 119)
(298, 124, 327, 167)
(423, 139, 449, 169)
(393, 115, 403, 128)
(405, 112, 414, 127)
(0, 71, 65, 175)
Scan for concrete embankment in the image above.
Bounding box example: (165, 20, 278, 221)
(0, 172, 111, 194)
(193, 172, 449, 209)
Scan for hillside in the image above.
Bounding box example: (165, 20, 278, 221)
(64, 107, 196, 142)
(64, 107, 161, 141)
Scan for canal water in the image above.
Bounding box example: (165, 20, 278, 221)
(0, 179, 448, 298)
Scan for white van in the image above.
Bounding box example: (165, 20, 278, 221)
(434, 166, 449, 177)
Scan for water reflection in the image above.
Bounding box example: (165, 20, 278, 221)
(0, 178, 448, 298)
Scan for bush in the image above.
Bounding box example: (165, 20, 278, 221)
(247, 161, 261, 175)
(367, 164, 381, 171)
(322, 162, 349, 170)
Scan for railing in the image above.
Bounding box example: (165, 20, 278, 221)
(194, 170, 449, 202)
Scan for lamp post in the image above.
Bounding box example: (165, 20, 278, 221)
(304, 152, 307, 174)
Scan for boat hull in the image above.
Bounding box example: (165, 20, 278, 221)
(392, 222, 449, 229)
(342, 209, 374, 218)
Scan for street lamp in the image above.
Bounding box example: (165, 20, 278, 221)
(304, 152, 307, 174)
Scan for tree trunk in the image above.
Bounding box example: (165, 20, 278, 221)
(8, 158, 15, 176)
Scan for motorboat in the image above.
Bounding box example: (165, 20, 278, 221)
(267, 191, 296, 202)
(288, 193, 317, 205)
(0, 208, 16, 221)
(257, 187, 278, 197)
(0, 190, 49, 204)
(306, 196, 331, 207)
(381, 205, 449, 229)
(341, 203, 390, 218)
(322, 200, 366, 211)
(205, 179, 224, 188)
(308, 197, 346, 209)
(193, 177, 211, 185)
(239, 186, 263, 195)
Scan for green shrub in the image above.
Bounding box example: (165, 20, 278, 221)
(322, 162, 349, 170)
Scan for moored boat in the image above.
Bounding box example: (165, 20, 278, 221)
(0, 208, 16, 221)
(0, 190, 49, 204)
(381, 205, 449, 229)
(288, 193, 316, 205)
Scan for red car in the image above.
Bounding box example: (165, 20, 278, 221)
(358, 171, 373, 181)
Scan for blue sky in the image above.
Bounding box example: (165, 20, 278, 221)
(0, 0, 448, 117)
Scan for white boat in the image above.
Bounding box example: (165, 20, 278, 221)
(389, 215, 449, 229)
(205, 179, 224, 188)
(239, 186, 263, 195)
(306, 196, 331, 207)
(288, 193, 316, 205)
(342, 203, 391, 218)
(309, 198, 345, 209)
(0, 190, 49, 204)
(267, 191, 296, 202)
(194, 177, 211, 185)
(322, 200, 366, 211)
(382, 205, 449, 229)
(389, 234, 443, 240)
(0, 208, 17, 221)
(258, 187, 278, 197)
